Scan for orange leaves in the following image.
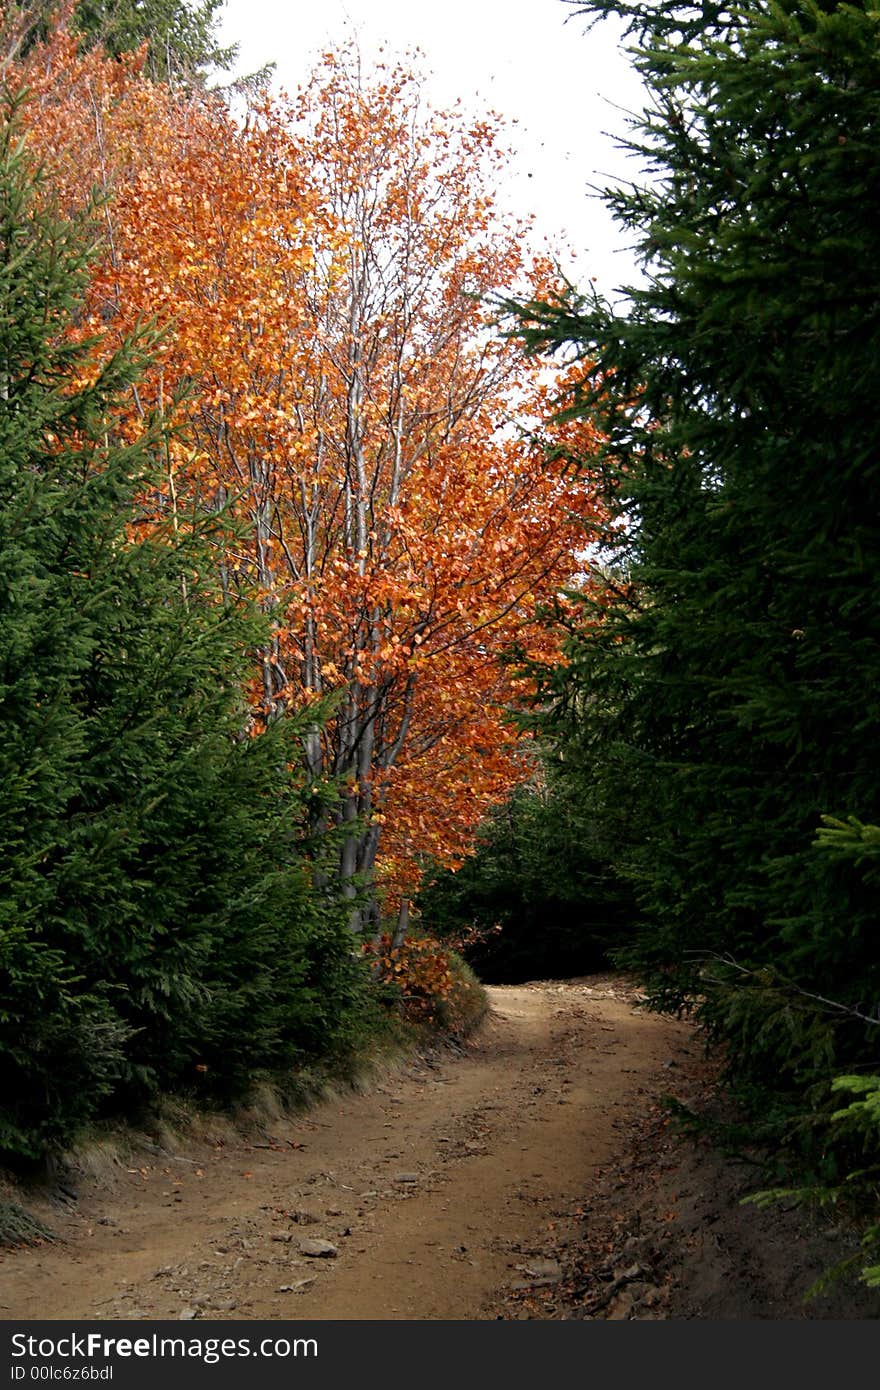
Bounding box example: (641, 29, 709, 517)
(8, 24, 608, 905)
(364, 934, 455, 1022)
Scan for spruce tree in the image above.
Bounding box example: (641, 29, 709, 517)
(0, 94, 358, 1163)
(512, 0, 880, 1159)
(6, 1, 236, 85)
(72, 0, 236, 83)
(418, 772, 633, 983)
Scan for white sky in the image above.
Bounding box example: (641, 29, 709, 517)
(218, 0, 649, 300)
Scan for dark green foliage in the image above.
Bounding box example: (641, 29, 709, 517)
(509, 0, 880, 1170)
(0, 95, 362, 1163)
(743, 821, 880, 1289)
(73, 0, 235, 82)
(418, 771, 634, 983)
(6, 1, 235, 84)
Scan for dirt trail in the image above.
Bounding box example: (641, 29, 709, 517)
(0, 977, 692, 1321)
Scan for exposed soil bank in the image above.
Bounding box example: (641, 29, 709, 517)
(2, 975, 874, 1320)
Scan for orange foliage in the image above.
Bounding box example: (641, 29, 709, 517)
(364, 933, 455, 1023)
(8, 24, 606, 915)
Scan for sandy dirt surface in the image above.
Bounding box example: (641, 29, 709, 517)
(3, 974, 873, 1321)
(0, 976, 691, 1321)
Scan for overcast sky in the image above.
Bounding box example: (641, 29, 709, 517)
(218, 0, 649, 299)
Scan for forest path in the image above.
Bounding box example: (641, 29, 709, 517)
(0, 977, 693, 1321)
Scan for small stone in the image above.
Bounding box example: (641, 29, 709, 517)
(608, 1291, 636, 1320)
(277, 1279, 316, 1293)
(394, 1173, 419, 1184)
(211, 1299, 238, 1312)
(178, 1308, 198, 1321)
(519, 1259, 561, 1280)
(298, 1238, 338, 1258)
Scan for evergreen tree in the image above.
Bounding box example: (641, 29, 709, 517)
(73, 0, 235, 83)
(5, 1, 236, 84)
(512, 0, 880, 1160)
(419, 770, 633, 983)
(0, 93, 359, 1163)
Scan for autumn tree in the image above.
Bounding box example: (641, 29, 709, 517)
(257, 55, 604, 928)
(8, 28, 605, 929)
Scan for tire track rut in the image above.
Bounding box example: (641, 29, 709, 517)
(0, 976, 688, 1321)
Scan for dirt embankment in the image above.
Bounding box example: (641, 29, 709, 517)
(1, 976, 875, 1321)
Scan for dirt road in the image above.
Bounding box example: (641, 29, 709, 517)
(0, 977, 692, 1321)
